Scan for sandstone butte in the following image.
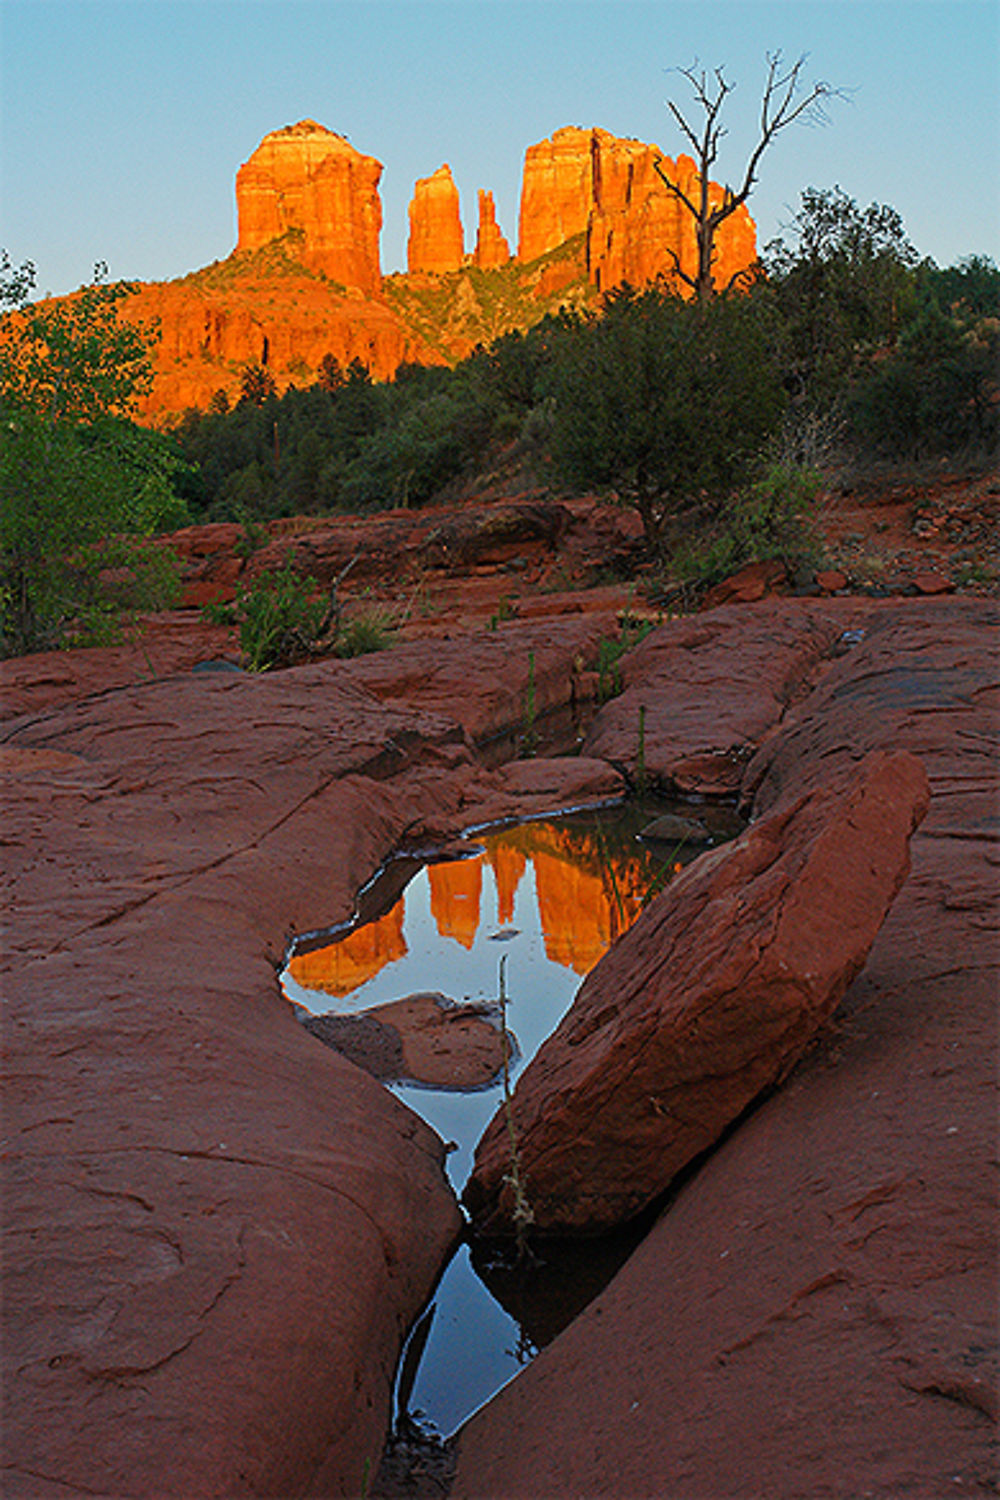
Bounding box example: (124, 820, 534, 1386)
(235, 119, 383, 293)
(71, 117, 756, 418)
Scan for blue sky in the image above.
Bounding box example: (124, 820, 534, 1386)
(2, 0, 998, 298)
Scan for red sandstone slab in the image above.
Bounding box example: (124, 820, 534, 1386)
(464, 749, 930, 1235)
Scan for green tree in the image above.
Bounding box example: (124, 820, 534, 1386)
(0, 258, 185, 656)
(848, 299, 999, 459)
(239, 361, 277, 406)
(764, 186, 920, 402)
(548, 286, 785, 553)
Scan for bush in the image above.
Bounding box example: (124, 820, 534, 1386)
(335, 608, 397, 657)
(236, 564, 325, 671)
(671, 464, 821, 585)
(0, 259, 188, 655)
(0, 413, 182, 655)
(548, 287, 786, 554)
(847, 304, 999, 459)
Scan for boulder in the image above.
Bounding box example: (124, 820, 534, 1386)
(463, 748, 930, 1235)
(639, 812, 711, 846)
(304, 992, 509, 1089)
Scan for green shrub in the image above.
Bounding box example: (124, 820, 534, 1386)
(236, 564, 324, 671)
(672, 464, 820, 586)
(847, 305, 998, 459)
(334, 608, 397, 658)
(596, 618, 656, 701)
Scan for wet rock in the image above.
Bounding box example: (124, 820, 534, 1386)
(306, 993, 509, 1090)
(303, 1009, 407, 1081)
(639, 812, 711, 846)
(464, 749, 930, 1236)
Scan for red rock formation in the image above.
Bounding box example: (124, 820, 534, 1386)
(407, 164, 465, 274)
(518, 125, 756, 294)
(235, 120, 382, 292)
(464, 748, 931, 1236)
(473, 190, 511, 270)
(428, 855, 483, 949)
(518, 127, 596, 262)
(125, 275, 443, 420)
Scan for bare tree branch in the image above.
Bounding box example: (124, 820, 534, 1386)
(653, 51, 845, 300)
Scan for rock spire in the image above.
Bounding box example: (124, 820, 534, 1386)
(407, 164, 465, 275)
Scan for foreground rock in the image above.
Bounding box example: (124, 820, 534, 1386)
(452, 596, 997, 1498)
(1, 631, 619, 1497)
(464, 748, 930, 1235)
(304, 992, 508, 1089)
(581, 597, 880, 794)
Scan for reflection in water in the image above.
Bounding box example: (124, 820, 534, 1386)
(286, 815, 670, 1003)
(282, 801, 741, 1440)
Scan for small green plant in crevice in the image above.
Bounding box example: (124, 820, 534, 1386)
(200, 598, 239, 626)
(334, 607, 397, 658)
(596, 617, 656, 702)
(635, 702, 648, 797)
(497, 956, 535, 1260)
(487, 593, 516, 631)
(235, 562, 325, 672)
(521, 650, 538, 755)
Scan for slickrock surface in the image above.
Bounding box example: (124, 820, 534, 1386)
(236, 119, 383, 291)
(3, 586, 994, 1499)
(464, 748, 930, 1235)
(581, 596, 883, 794)
(452, 596, 998, 1498)
(407, 164, 465, 275)
(0, 632, 621, 1497)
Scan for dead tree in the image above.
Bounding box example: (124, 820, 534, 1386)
(654, 52, 842, 300)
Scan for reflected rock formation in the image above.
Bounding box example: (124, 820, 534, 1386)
(289, 819, 667, 1003)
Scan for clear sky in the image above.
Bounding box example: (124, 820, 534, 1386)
(2, 0, 998, 298)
